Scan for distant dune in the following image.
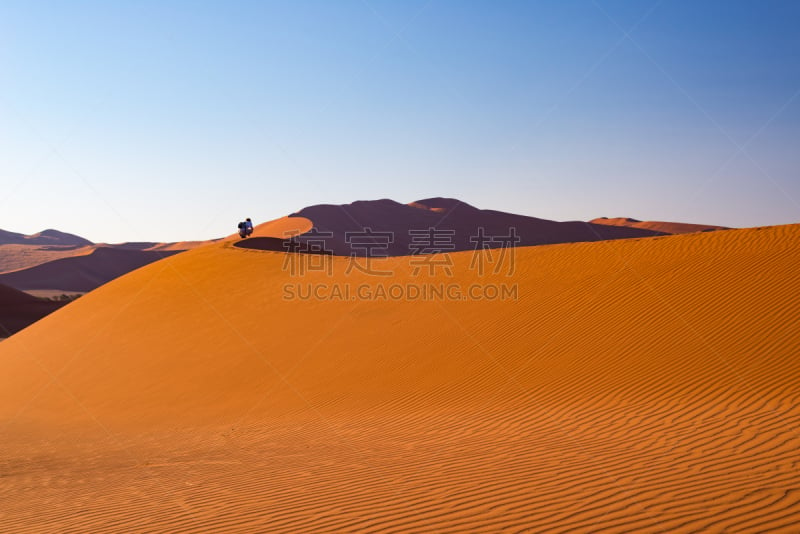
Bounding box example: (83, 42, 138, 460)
(237, 198, 665, 255)
(0, 283, 65, 338)
(0, 228, 93, 247)
(591, 216, 727, 235)
(0, 226, 219, 293)
(0, 246, 182, 292)
(0, 223, 798, 531)
(0, 244, 96, 274)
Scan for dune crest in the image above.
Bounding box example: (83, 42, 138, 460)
(237, 198, 665, 256)
(592, 216, 727, 234)
(0, 223, 798, 531)
(0, 228, 93, 247)
(0, 230, 219, 293)
(252, 215, 313, 238)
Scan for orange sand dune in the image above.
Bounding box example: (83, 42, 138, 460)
(225, 215, 314, 245)
(251, 215, 313, 238)
(592, 216, 727, 234)
(144, 240, 220, 252)
(0, 224, 799, 531)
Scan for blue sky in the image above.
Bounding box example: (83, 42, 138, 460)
(1, 0, 798, 242)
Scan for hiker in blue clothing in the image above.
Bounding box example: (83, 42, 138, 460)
(237, 218, 254, 239)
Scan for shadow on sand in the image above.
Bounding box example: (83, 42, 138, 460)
(233, 237, 332, 255)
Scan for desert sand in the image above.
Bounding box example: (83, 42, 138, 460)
(0, 222, 798, 531)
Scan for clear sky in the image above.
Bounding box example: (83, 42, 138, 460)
(1, 0, 798, 243)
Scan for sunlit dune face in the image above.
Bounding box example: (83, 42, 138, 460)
(0, 224, 798, 531)
(229, 216, 314, 240)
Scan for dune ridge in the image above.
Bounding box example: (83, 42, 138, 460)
(0, 224, 798, 531)
(591, 216, 727, 235)
(0, 228, 93, 247)
(0, 227, 218, 290)
(0, 244, 96, 274)
(269, 198, 665, 256)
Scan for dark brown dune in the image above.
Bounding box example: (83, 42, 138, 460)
(0, 283, 65, 338)
(0, 247, 180, 292)
(271, 198, 665, 256)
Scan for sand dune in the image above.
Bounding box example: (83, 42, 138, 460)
(250, 215, 313, 238)
(0, 244, 96, 274)
(229, 215, 315, 251)
(0, 222, 798, 531)
(0, 228, 93, 247)
(144, 240, 220, 252)
(591, 216, 727, 235)
(0, 217, 306, 330)
(267, 198, 664, 256)
(0, 283, 65, 338)
(0, 246, 182, 292)
(0, 227, 218, 285)
(0, 242, 194, 276)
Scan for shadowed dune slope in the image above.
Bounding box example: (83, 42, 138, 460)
(0, 224, 799, 531)
(274, 198, 663, 256)
(0, 216, 309, 300)
(0, 283, 65, 338)
(0, 247, 182, 292)
(0, 242, 210, 276)
(0, 283, 39, 304)
(592, 216, 727, 234)
(0, 244, 96, 274)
